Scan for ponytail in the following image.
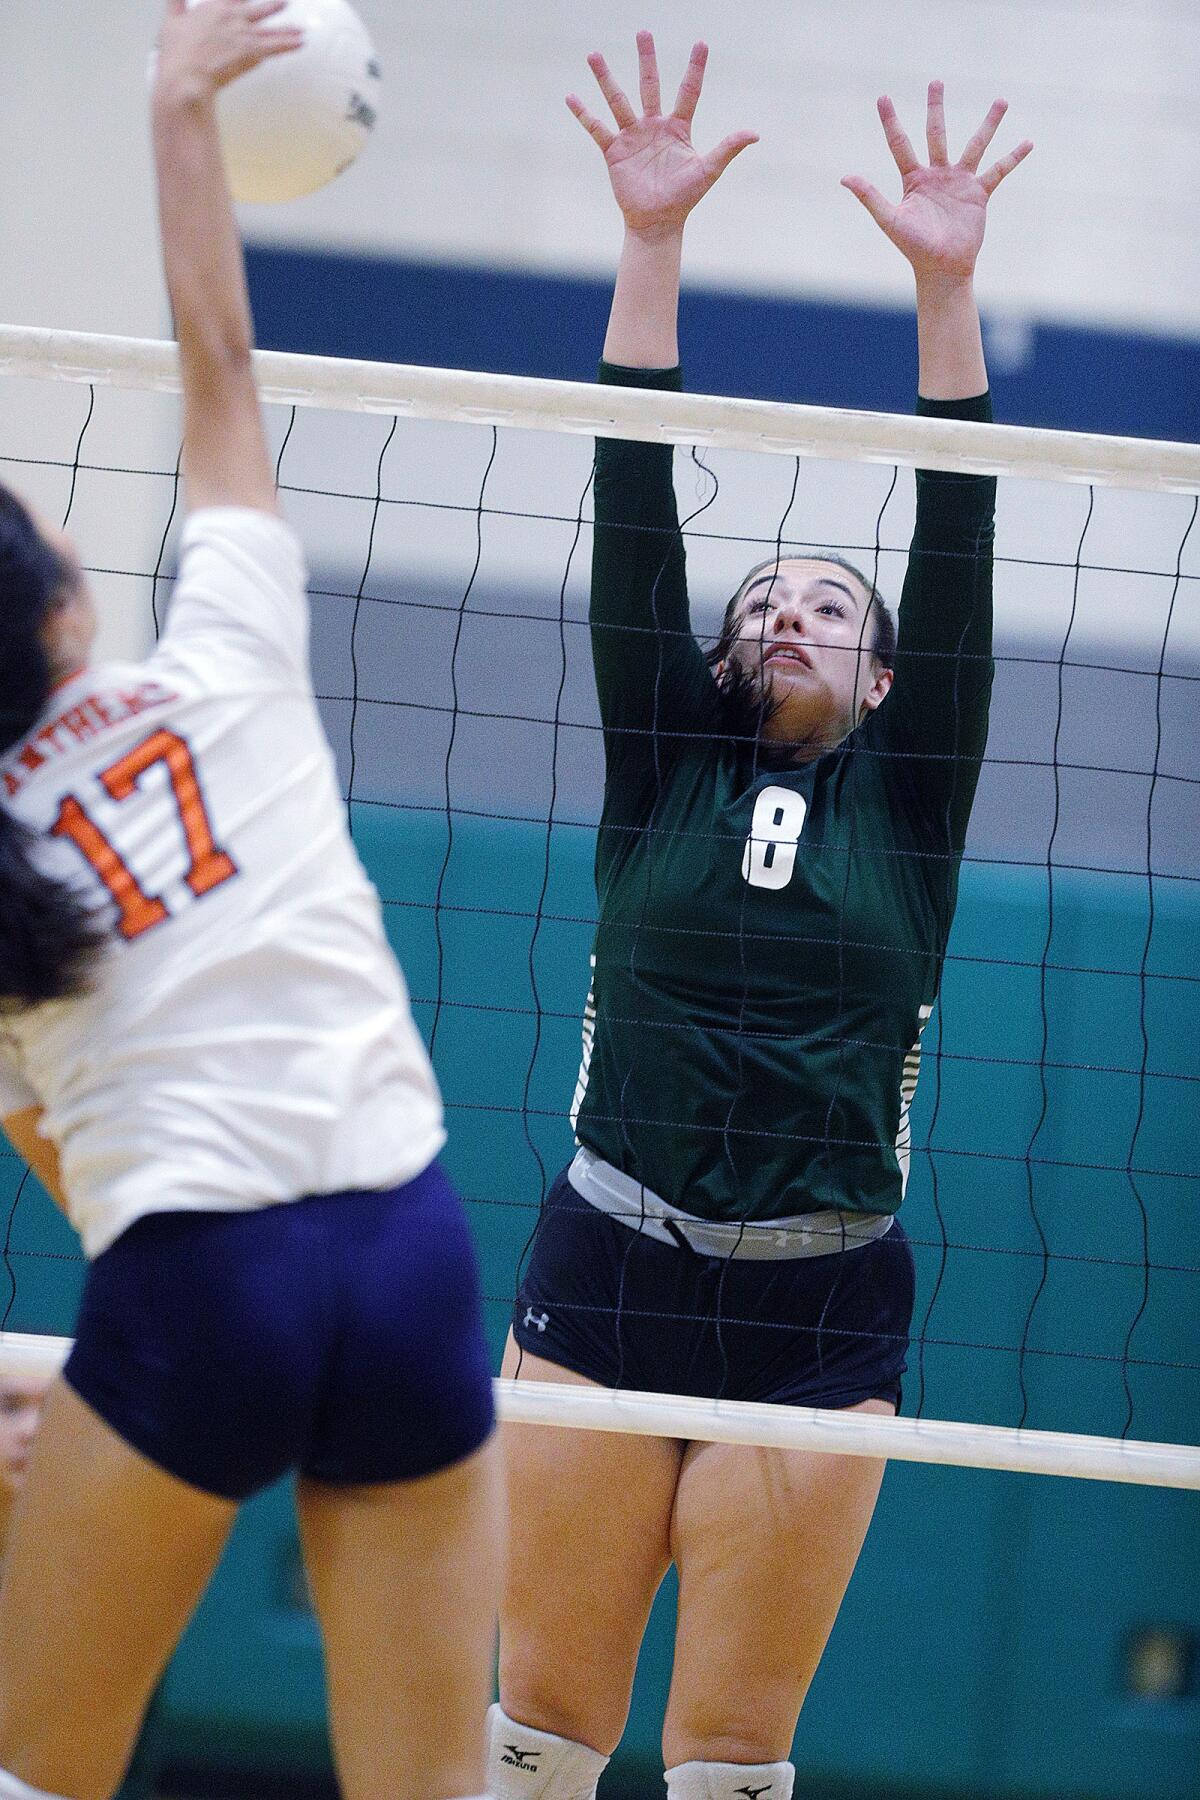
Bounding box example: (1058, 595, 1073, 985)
(0, 486, 104, 1010)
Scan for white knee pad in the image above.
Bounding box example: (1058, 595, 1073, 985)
(0, 1771, 75, 1800)
(486, 1704, 610, 1800)
(665, 1760, 795, 1800)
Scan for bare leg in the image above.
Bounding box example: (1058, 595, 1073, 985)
(498, 1334, 683, 1754)
(297, 1437, 502, 1800)
(662, 1400, 894, 1767)
(0, 1381, 235, 1800)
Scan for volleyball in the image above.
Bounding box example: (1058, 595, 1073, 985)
(207, 0, 380, 204)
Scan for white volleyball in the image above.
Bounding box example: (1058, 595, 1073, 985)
(206, 0, 381, 204)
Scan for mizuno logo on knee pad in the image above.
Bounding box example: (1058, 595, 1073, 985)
(501, 1744, 543, 1770)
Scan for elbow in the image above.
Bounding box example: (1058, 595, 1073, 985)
(213, 336, 255, 376)
(179, 330, 255, 383)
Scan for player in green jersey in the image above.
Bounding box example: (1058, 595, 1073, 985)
(488, 34, 1032, 1800)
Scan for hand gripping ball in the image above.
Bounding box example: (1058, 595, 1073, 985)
(205, 0, 381, 203)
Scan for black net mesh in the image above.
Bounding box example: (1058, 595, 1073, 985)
(1, 372, 1197, 1456)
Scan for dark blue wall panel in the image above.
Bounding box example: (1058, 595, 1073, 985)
(246, 246, 1200, 443)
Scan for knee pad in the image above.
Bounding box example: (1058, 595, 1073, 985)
(665, 1760, 795, 1800)
(486, 1704, 610, 1799)
(0, 1771, 75, 1800)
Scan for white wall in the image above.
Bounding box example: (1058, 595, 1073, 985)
(0, 1, 1197, 338)
(0, 6, 177, 657)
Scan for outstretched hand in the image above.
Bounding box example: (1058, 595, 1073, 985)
(156, 0, 304, 102)
(842, 82, 1032, 284)
(567, 31, 758, 240)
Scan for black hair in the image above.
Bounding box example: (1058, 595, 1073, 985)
(705, 550, 896, 748)
(0, 486, 104, 1011)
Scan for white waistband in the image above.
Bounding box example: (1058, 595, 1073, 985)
(568, 1147, 894, 1261)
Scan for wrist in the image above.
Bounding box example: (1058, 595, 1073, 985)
(152, 70, 217, 117)
(621, 220, 687, 252)
(913, 269, 977, 309)
(913, 268, 978, 322)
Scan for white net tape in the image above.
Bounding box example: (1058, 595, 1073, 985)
(2, 324, 1199, 492)
(1, 1333, 1196, 1488)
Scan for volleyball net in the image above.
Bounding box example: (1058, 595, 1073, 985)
(1, 324, 1197, 1490)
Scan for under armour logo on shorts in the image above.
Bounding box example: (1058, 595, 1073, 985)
(523, 1307, 550, 1333)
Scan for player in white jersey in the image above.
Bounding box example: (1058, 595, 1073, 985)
(0, 7, 499, 1800)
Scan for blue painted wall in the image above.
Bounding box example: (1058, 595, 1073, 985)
(246, 247, 1200, 443)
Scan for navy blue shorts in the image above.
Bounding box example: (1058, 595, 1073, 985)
(66, 1161, 495, 1501)
(512, 1166, 915, 1410)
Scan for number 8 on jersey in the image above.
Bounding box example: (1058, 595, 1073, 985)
(742, 785, 808, 891)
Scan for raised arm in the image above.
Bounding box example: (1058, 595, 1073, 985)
(568, 35, 756, 776)
(151, 0, 304, 516)
(843, 84, 1032, 846)
(843, 81, 1032, 400)
(569, 33, 757, 369)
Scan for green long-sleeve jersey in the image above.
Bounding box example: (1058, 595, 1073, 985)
(571, 361, 996, 1223)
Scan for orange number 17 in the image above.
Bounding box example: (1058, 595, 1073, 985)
(52, 728, 237, 941)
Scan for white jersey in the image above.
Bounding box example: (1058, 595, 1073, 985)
(0, 507, 444, 1258)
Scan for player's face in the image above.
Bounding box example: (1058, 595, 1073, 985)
(724, 559, 892, 752)
(0, 1374, 49, 1495)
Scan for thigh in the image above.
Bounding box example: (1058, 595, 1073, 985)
(662, 1402, 893, 1768)
(298, 1439, 502, 1800)
(112, 1685, 169, 1800)
(0, 1381, 235, 1800)
(499, 1335, 684, 1755)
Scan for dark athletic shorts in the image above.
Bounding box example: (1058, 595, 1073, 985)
(512, 1165, 915, 1410)
(66, 1160, 495, 1501)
